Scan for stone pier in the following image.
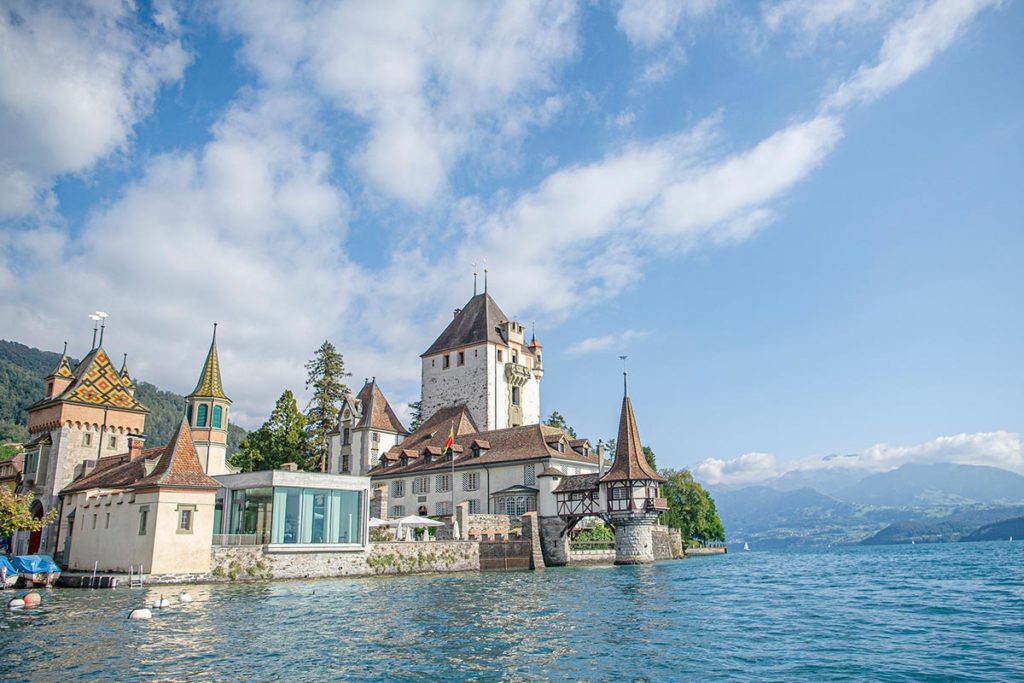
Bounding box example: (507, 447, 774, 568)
(610, 512, 660, 565)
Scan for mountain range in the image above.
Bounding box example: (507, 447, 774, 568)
(0, 340, 245, 454)
(709, 461, 1024, 548)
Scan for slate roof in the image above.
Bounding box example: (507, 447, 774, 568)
(422, 293, 511, 356)
(188, 326, 229, 400)
(600, 394, 665, 483)
(553, 473, 600, 493)
(370, 413, 600, 477)
(28, 347, 149, 414)
(354, 380, 407, 434)
(61, 418, 220, 494)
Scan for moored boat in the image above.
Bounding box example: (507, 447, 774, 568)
(0, 556, 17, 588)
(11, 555, 60, 587)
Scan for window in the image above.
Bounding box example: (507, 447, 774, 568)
(341, 454, 350, 473)
(108, 435, 117, 449)
(92, 514, 97, 530)
(512, 386, 520, 406)
(343, 428, 351, 445)
(412, 477, 431, 494)
(105, 513, 110, 529)
(435, 500, 452, 515)
(138, 506, 149, 535)
(268, 487, 361, 545)
(212, 405, 223, 428)
(462, 472, 479, 491)
(392, 505, 405, 517)
(391, 481, 405, 498)
(468, 499, 481, 514)
(497, 350, 503, 362)
(187, 404, 193, 424)
(457, 351, 465, 366)
(196, 404, 208, 427)
(612, 487, 628, 500)
(512, 351, 518, 364)
(178, 507, 194, 533)
(372, 432, 380, 443)
(431, 359, 435, 367)
(436, 474, 451, 493)
(443, 355, 450, 369)
(524, 463, 536, 486)
(82, 433, 92, 447)
(496, 495, 534, 516)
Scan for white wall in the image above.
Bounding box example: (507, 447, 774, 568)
(421, 343, 491, 429)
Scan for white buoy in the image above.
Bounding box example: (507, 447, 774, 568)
(7, 598, 25, 610)
(128, 608, 153, 620)
(178, 591, 193, 603)
(152, 597, 170, 609)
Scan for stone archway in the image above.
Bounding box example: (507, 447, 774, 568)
(27, 502, 44, 554)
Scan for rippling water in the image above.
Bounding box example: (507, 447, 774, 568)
(2, 542, 1023, 681)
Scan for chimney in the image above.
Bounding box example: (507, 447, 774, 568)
(597, 441, 606, 476)
(279, 462, 299, 472)
(453, 308, 462, 318)
(128, 434, 146, 460)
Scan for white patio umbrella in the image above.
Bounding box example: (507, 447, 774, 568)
(368, 517, 393, 527)
(395, 515, 445, 541)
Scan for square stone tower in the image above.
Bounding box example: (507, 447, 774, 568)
(420, 292, 543, 431)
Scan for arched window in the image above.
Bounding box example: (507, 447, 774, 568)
(187, 405, 193, 425)
(196, 404, 208, 427)
(212, 405, 223, 428)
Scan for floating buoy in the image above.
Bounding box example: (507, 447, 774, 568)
(22, 592, 41, 607)
(152, 597, 170, 609)
(128, 608, 152, 620)
(178, 591, 192, 604)
(7, 598, 25, 610)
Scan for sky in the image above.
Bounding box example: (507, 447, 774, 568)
(1, 0, 1021, 486)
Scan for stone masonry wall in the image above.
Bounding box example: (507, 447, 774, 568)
(210, 541, 480, 581)
(611, 513, 659, 565)
(520, 512, 545, 570)
(537, 515, 569, 567)
(652, 525, 672, 562)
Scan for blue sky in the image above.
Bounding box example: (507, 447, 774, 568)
(1, 0, 1021, 485)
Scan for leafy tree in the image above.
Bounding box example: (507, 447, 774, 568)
(0, 444, 21, 463)
(0, 489, 57, 537)
(408, 400, 423, 431)
(659, 469, 725, 542)
(574, 523, 614, 542)
(303, 341, 351, 472)
(229, 390, 308, 472)
(544, 411, 576, 438)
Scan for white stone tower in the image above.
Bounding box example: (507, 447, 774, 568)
(599, 373, 667, 565)
(186, 324, 234, 475)
(420, 291, 542, 431)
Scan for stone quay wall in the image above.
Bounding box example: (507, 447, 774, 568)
(685, 546, 728, 556)
(611, 513, 660, 565)
(537, 515, 569, 566)
(209, 541, 480, 582)
(568, 548, 616, 565)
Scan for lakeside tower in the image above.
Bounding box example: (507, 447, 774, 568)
(186, 325, 234, 475)
(599, 374, 667, 565)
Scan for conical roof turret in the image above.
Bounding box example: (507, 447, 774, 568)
(600, 375, 664, 483)
(188, 324, 230, 401)
(46, 342, 74, 380)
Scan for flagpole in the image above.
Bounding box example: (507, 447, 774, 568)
(449, 420, 456, 532)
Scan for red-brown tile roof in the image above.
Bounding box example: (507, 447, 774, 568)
(600, 395, 665, 483)
(354, 380, 407, 434)
(61, 418, 220, 494)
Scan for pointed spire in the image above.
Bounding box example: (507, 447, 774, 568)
(187, 323, 230, 401)
(600, 382, 664, 483)
(48, 342, 74, 380)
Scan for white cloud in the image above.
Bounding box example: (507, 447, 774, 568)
(692, 431, 1024, 486)
(825, 0, 998, 110)
(616, 0, 718, 49)
(566, 329, 651, 356)
(762, 0, 895, 38)
(217, 0, 580, 206)
(0, 0, 190, 217)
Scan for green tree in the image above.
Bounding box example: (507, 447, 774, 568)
(229, 390, 308, 472)
(304, 341, 350, 472)
(408, 400, 423, 431)
(643, 445, 656, 470)
(545, 411, 576, 438)
(0, 488, 57, 537)
(659, 469, 725, 542)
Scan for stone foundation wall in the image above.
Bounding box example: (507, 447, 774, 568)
(209, 541, 479, 581)
(520, 512, 545, 570)
(568, 549, 615, 565)
(538, 515, 569, 566)
(652, 526, 672, 562)
(611, 513, 659, 565)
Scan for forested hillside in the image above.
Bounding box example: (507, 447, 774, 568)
(0, 340, 244, 453)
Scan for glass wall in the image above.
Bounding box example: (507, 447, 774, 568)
(228, 487, 273, 543)
(271, 487, 362, 545)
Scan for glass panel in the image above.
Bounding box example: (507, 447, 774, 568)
(272, 487, 302, 544)
(310, 490, 327, 544)
(212, 405, 223, 428)
(334, 490, 360, 544)
(196, 404, 208, 427)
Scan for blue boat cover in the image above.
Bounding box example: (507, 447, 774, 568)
(11, 555, 60, 574)
(0, 555, 15, 575)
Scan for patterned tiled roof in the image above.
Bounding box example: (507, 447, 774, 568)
(188, 326, 229, 400)
(30, 347, 149, 414)
(61, 418, 220, 493)
(600, 393, 665, 483)
(422, 293, 510, 356)
(47, 349, 74, 380)
(355, 380, 407, 434)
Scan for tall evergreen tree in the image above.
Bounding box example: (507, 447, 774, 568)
(408, 400, 423, 431)
(544, 410, 576, 438)
(304, 341, 350, 472)
(228, 390, 308, 472)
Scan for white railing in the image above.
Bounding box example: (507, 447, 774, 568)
(212, 533, 265, 546)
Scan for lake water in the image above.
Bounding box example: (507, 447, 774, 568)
(2, 542, 1023, 681)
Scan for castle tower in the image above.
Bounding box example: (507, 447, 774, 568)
(420, 292, 542, 431)
(186, 324, 233, 475)
(599, 374, 667, 565)
(18, 342, 149, 558)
